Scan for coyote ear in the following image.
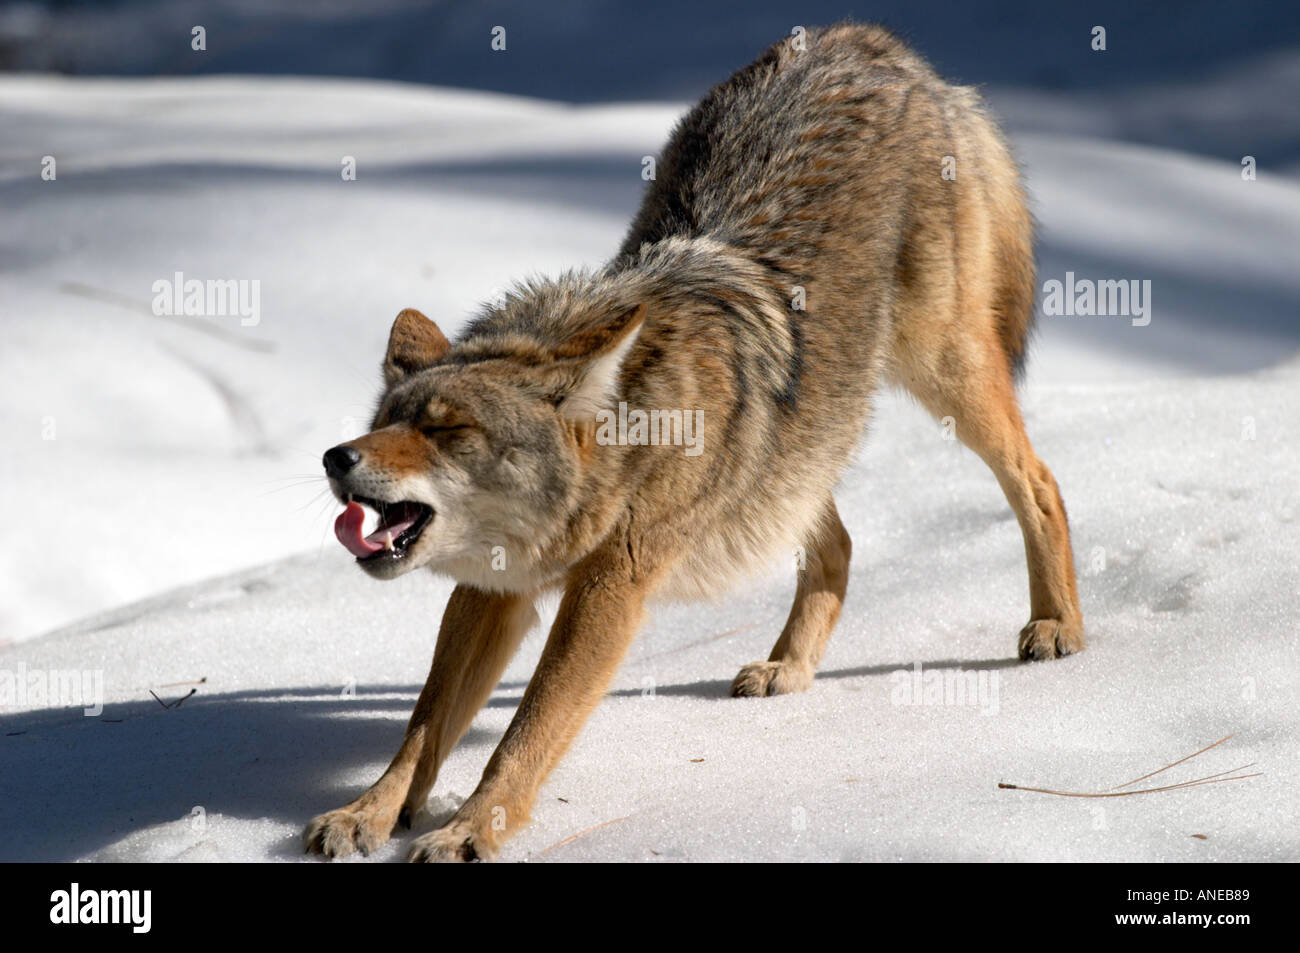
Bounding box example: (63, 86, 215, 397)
(553, 303, 646, 420)
(383, 308, 450, 385)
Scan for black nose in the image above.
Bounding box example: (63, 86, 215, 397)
(323, 445, 362, 479)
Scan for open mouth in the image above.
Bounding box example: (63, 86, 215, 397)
(333, 496, 434, 564)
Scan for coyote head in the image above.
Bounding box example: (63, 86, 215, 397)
(323, 302, 644, 587)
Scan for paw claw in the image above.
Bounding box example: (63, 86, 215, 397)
(1017, 617, 1085, 661)
(406, 826, 491, 863)
(730, 660, 814, 697)
(303, 805, 394, 859)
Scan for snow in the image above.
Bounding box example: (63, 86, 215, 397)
(0, 76, 678, 642)
(1, 72, 1297, 862)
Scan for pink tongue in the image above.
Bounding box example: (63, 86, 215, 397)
(335, 502, 381, 557)
(333, 501, 419, 559)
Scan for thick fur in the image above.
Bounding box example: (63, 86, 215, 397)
(304, 23, 1083, 863)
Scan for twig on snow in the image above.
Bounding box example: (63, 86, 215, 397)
(998, 734, 1260, 799)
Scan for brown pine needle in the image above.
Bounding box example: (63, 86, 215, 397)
(999, 734, 1261, 799)
(538, 816, 631, 856)
(1110, 733, 1234, 791)
(1175, 762, 1257, 785)
(999, 769, 1260, 799)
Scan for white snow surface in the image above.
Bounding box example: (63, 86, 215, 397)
(0, 76, 1297, 862)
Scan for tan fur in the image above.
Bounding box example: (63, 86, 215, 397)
(383, 308, 450, 386)
(732, 498, 852, 696)
(302, 587, 539, 858)
(304, 23, 1083, 862)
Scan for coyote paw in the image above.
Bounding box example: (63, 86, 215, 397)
(303, 805, 395, 859)
(1017, 617, 1085, 661)
(406, 823, 494, 863)
(730, 660, 814, 697)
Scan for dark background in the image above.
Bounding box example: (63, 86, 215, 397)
(2, 0, 1298, 165)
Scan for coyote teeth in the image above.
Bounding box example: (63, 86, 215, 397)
(384, 532, 394, 551)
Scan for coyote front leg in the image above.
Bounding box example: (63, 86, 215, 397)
(732, 497, 852, 696)
(407, 554, 652, 862)
(304, 586, 537, 859)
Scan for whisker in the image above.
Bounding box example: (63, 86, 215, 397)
(257, 479, 328, 499)
(297, 488, 332, 513)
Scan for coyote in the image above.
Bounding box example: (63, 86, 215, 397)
(305, 23, 1083, 862)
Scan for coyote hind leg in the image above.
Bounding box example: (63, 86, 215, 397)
(731, 498, 852, 697)
(897, 342, 1084, 660)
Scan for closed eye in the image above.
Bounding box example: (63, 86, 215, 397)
(419, 423, 473, 438)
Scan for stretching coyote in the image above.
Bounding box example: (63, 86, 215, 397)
(306, 23, 1083, 862)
